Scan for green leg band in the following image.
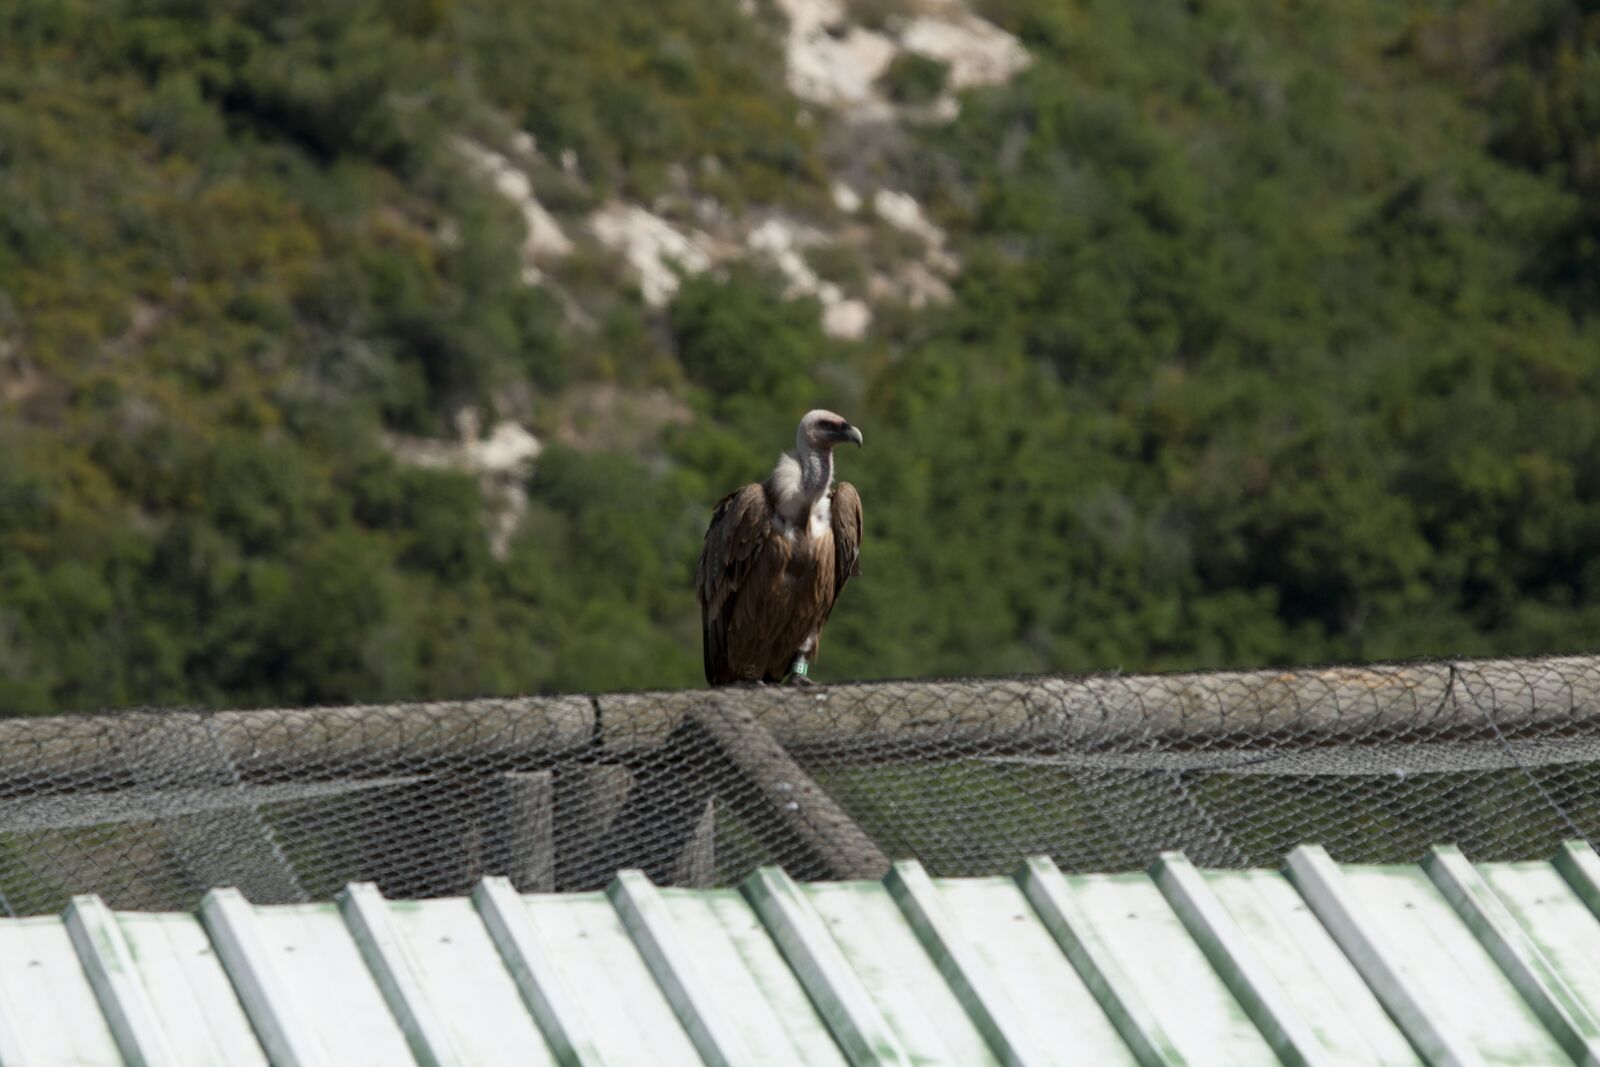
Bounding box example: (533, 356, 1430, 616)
(791, 656, 810, 677)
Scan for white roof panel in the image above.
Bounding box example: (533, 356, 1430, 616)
(1190, 866, 1422, 1065)
(99, 906, 269, 1067)
(1, 846, 1599, 1065)
(0, 916, 124, 1065)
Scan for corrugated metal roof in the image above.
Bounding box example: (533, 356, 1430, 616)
(7, 843, 1600, 1065)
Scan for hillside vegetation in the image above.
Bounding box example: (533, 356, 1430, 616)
(0, 0, 1597, 713)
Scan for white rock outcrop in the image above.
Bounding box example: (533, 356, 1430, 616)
(899, 12, 1029, 90)
(777, 0, 899, 118)
(870, 260, 952, 308)
(443, 0, 1031, 346)
(873, 188, 959, 275)
(873, 189, 940, 243)
(451, 1, 1029, 338)
(831, 180, 864, 214)
(455, 139, 572, 284)
(822, 298, 873, 338)
(387, 411, 541, 477)
(747, 217, 872, 340)
(386, 409, 543, 561)
(589, 203, 720, 307)
(582, 206, 870, 338)
(771, 0, 1029, 121)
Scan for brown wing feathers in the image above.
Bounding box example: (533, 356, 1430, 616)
(696, 484, 771, 684)
(830, 481, 862, 599)
(696, 477, 863, 685)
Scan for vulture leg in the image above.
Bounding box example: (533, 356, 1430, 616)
(785, 650, 814, 686)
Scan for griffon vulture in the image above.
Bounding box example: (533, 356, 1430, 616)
(696, 409, 863, 685)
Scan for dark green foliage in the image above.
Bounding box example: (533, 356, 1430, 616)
(0, 0, 1598, 715)
(854, 0, 916, 32)
(879, 53, 950, 105)
(454, 0, 823, 203)
(672, 271, 828, 405)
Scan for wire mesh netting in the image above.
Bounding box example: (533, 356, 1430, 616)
(1, 655, 1598, 915)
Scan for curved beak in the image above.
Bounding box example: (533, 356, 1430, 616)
(840, 423, 863, 448)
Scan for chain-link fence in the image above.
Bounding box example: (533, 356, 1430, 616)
(1, 655, 1598, 915)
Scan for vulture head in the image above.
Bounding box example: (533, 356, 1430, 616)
(797, 409, 864, 453)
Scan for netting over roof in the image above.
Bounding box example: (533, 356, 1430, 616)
(1, 655, 1598, 916)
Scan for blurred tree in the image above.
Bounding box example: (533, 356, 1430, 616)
(0, 0, 1597, 715)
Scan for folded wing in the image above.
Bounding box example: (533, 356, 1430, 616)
(695, 484, 772, 684)
(829, 481, 863, 613)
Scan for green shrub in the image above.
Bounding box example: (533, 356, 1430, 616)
(879, 52, 950, 105)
